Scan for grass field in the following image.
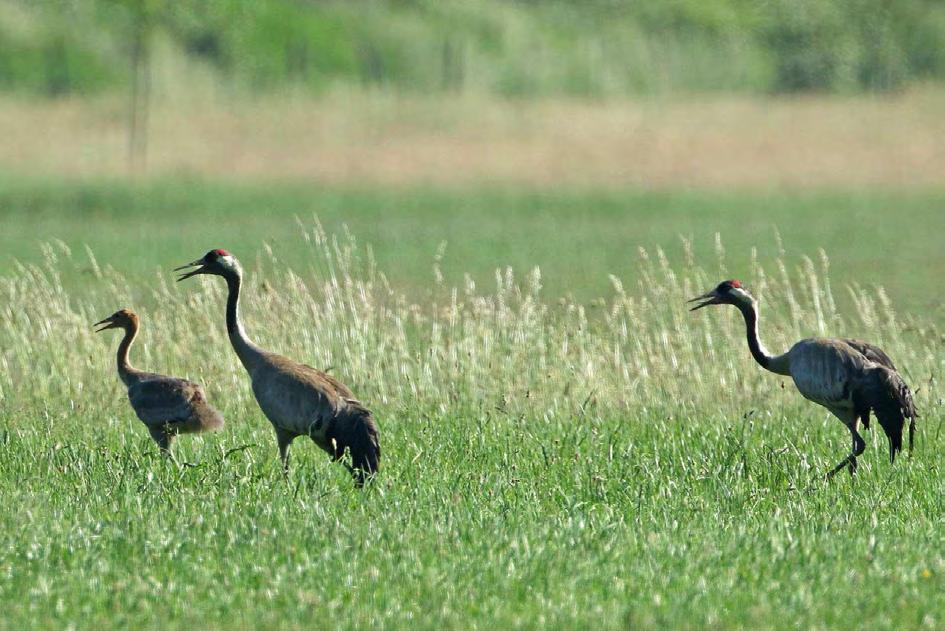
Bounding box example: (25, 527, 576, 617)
(0, 185, 943, 627)
(2, 73, 945, 629)
(3, 0, 945, 624)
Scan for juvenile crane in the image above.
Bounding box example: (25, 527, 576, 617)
(174, 249, 380, 484)
(690, 280, 916, 478)
(95, 309, 224, 455)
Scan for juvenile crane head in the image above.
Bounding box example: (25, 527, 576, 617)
(175, 249, 240, 281)
(689, 279, 754, 311)
(94, 308, 139, 332)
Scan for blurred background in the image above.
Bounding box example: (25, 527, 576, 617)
(1, 0, 943, 316)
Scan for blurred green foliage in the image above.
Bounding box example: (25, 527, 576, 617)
(2, 0, 945, 97)
(0, 27, 116, 96)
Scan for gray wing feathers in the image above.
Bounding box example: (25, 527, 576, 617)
(128, 377, 223, 432)
(305, 365, 356, 400)
(841, 338, 916, 457)
(842, 339, 898, 370)
(852, 366, 916, 460)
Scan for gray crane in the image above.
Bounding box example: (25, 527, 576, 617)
(95, 309, 224, 455)
(174, 249, 380, 485)
(690, 280, 916, 478)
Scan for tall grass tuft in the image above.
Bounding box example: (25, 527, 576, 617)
(0, 223, 938, 429)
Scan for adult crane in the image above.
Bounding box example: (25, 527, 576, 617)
(175, 249, 380, 485)
(95, 309, 224, 455)
(689, 280, 916, 478)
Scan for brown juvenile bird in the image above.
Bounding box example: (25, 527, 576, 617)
(690, 280, 917, 478)
(95, 309, 224, 455)
(175, 249, 380, 485)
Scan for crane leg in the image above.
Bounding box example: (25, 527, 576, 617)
(275, 428, 295, 476)
(826, 424, 865, 480)
(148, 427, 174, 457)
(908, 418, 916, 455)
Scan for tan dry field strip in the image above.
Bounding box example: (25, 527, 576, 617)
(4, 88, 945, 189)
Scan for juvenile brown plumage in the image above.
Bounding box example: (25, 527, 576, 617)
(175, 250, 380, 485)
(690, 280, 917, 478)
(95, 309, 224, 455)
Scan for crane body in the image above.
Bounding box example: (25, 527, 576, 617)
(175, 249, 380, 484)
(95, 309, 224, 454)
(690, 280, 916, 477)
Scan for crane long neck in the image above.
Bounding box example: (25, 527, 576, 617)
(225, 270, 265, 371)
(116, 323, 143, 386)
(737, 301, 790, 376)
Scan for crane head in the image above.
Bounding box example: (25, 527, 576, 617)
(94, 308, 139, 332)
(175, 249, 237, 281)
(688, 279, 752, 311)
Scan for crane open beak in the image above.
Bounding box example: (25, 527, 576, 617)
(93, 316, 118, 332)
(688, 290, 722, 311)
(174, 259, 206, 282)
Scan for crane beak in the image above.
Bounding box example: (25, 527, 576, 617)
(93, 316, 117, 332)
(688, 290, 722, 311)
(174, 259, 206, 282)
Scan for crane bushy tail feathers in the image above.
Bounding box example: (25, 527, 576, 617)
(191, 404, 225, 433)
(328, 402, 381, 486)
(857, 366, 917, 463)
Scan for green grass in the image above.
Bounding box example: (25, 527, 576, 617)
(2, 179, 944, 320)
(4, 408, 945, 627)
(0, 181, 943, 627)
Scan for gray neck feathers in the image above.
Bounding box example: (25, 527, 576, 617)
(225, 269, 265, 371)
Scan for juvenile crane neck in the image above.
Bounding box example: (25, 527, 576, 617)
(225, 271, 264, 371)
(116, 323, 143, 386)
(736, 301, 790, 376)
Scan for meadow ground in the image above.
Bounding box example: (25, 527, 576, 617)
(0, 197, 942, 628)
(1, 88, 944, 627)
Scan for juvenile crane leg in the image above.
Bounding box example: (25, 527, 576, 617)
(826, 425, 865, 479)
(148, 427, 173, 457)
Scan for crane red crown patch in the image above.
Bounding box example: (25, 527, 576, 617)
(729, 279, 742, 288)
(212, 249, 231, 257)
